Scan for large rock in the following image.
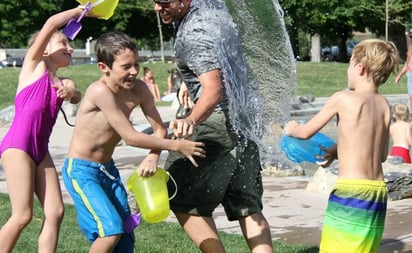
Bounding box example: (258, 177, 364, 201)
(306, 158, 412, 201)
(0, 105, 14, 125)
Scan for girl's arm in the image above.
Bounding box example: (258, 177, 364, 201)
(23, 8, 85, 70)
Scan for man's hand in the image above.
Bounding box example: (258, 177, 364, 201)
(178, 82, 194, 110)
(169, 117, 195, 139)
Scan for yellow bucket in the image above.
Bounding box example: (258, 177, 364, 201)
(76, 0, 119, 20)
(127, 168, 176, 223)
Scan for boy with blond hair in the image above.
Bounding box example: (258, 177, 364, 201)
(284, 39, 400, 253)
(389, 103, 412, 163)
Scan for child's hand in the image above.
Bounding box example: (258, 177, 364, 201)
(315, 144, 338, 167)
(176, 139, 205, 167)
(137, 155, 159, 177)
(284, 120, 299, 136)
(54, 83, 75, 100)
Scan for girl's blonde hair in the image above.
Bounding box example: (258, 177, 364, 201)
(28, 31, 40, 48)
(351, 39, 400, 86)
(393, 103, 409, 121)
(27, 30, 63, 48)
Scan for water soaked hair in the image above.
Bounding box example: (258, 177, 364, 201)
(95, 30, 138, 68)
(351, 39, 400, 86)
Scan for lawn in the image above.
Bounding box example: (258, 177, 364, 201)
(0, 61, 407, 252)
(0, 61, 407, 110)
(0, 194, 318, 252)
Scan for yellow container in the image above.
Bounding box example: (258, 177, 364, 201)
(127, 169, 171, 223)
(76, 0, 119, 20)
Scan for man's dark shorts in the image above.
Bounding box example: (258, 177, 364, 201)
(165, 111, 264, 221)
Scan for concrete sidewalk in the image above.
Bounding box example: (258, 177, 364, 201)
(0, 100, 412, 252)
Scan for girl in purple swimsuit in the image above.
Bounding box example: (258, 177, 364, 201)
(0, 7, 94, 252)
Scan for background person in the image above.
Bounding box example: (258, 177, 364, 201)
(395, 28, 412, 109)
(161, 68, 182, 101)
(389, 103, 412, 163)
(141, 66, 161, 102)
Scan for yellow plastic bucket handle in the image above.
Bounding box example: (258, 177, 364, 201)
(76, 0, 119, 20)
(166, 171, 177, 200)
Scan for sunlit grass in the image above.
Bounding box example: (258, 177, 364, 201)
(0, 193, 318, 252)
(0, 61, 406, 110)
(295, 61, 406, 97)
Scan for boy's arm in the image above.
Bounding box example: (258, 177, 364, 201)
(284, 92, 341, 139)
(92, 83, 205, 167)
(137, 91, 168, 177)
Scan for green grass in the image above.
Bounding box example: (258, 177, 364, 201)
(295, 62, 407, 97)
(0, 193, 318, 252)
(0, 61, 406, 251)
(0, 61, 407, 110)
(0, 63, 175, 110)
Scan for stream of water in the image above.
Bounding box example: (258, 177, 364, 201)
(199, 0, 297, 170)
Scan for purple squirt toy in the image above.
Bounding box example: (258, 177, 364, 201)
(63, 2, 92, 40)
(124, 213, 141, 234)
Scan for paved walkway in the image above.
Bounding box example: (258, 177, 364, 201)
(0, 96, 412, 252)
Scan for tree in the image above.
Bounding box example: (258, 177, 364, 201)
(0, 0, 173, 50)
(279, 0, 412, 62)
(0, 0, 61, 47)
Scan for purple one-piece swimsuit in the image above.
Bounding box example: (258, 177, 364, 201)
(0, 71, 63, 165)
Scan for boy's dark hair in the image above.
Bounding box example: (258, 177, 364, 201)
(95, 30, 137, 68)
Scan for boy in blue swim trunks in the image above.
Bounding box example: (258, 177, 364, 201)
(62, 31, 205, 253)
(284, 39, 400, 252)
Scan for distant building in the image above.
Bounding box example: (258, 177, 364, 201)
(0, 47, 175, 66)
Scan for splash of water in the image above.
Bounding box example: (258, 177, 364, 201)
(193, 0, 298, 170)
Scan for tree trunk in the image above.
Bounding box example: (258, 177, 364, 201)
(389, 23, 407, 62)
(338, 36, 348, 63)
(311, 33, 321, 62)
(156, 12, 165, 63)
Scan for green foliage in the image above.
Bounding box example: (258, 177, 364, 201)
(0, 0, 59, 47)
(0, 0, 173, 49)
(279, 0, 412, 60)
